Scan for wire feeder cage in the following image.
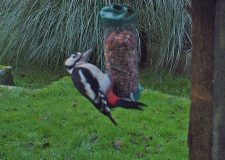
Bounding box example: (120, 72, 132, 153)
(100, 4, 142, 100)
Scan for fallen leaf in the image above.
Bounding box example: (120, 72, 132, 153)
(113, 140, 123, 150)
(144, 136, 153, 141)
(42, 142, 51, 149)
(128, 132, 144, 137)
(137, 152, 145, 158)
(130, 139, 139, 145)
(26, 143, 34, 149)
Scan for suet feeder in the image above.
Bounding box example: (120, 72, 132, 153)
(100, 4, 142, 100)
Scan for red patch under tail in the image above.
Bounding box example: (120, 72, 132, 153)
(106, 88, 120, 107)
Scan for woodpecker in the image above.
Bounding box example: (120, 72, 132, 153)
(65, 49, 146, 125)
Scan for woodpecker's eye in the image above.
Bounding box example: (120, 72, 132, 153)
(70, 54, 77, 58)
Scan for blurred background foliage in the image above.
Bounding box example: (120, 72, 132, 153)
(0, 0, 191, 71)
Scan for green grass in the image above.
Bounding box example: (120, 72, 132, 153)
(140, 69, 191, 98)
(0, 77, 190, 160)
(11, 66, 191, 97)
(11, 66, 66, 89)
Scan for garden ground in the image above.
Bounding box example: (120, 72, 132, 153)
(0, 67, 190, 160)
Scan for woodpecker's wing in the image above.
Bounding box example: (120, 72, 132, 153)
(71, 67, 100, 102)
(71, 67, 117, 125)
(75, 63, 112, 94)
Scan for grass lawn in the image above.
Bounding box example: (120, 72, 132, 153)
(0, 73, 190, 160)
(140, 68, 191, 98)
(12, 66, 191, 98)
(11, 66, 67, 89)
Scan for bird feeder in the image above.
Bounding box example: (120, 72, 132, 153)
(100, 4, 141, 100)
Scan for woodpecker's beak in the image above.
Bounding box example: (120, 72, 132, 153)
(80, 48, 93, 62)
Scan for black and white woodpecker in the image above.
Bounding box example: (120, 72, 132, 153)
(64, 49, 146, 125)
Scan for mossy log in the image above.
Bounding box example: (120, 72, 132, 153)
(0, 65, 14, 86)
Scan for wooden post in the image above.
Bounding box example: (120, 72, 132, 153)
(189, 0, 225, 159)
(188, 0, 216, 159)
(212, 0, 225, 159)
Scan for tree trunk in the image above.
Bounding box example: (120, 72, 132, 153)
(212, 0, 225, 159)
(188, 0, 216, 159)
(189, 0, 225, 159)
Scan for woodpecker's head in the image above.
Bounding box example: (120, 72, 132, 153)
(65, 52, 82, 66)
(65, 49, 92, 74)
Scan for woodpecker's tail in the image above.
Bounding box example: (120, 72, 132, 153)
(98, 91, 118, 126)
(107, 113, 118, 126)
(117, 99, 146, 110)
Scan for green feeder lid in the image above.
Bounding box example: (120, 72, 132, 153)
(100, 4, 137, 26)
